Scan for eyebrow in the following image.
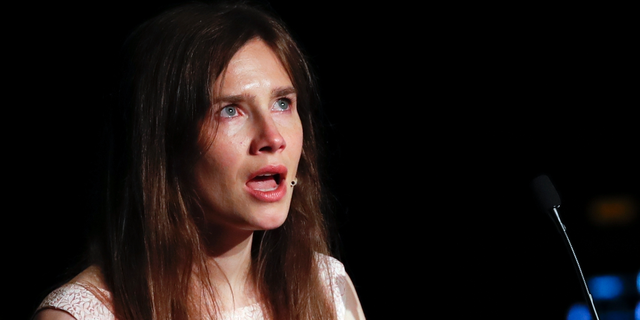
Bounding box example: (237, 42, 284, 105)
(213, 86, 297, 104)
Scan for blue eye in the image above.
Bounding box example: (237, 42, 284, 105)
(273, 99, 290, 111)
(221, 106, 238, 117)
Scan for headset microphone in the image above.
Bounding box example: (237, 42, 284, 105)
(531, 175, 600, 320)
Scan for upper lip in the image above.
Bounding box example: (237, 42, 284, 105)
(247, 164, 288, 185)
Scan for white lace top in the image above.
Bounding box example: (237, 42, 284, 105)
(38, 255, 348, 320)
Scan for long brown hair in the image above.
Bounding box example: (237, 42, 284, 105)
(92, 2, 335, 319)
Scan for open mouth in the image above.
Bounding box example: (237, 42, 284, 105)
(246, 173, 282, 192)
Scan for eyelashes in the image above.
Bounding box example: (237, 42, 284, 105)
(218, 98, 293, 119)
(273, 98, 291, 111)
(221, 106, 239, 118)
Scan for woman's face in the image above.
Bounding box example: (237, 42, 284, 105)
(194, 39, 303, 233)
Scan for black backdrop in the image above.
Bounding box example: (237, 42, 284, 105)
(18, 1, 638, 319)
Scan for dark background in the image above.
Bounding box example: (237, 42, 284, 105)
(17, 1, 637, 319)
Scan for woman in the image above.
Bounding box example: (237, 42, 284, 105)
(34, 2, 365, 319)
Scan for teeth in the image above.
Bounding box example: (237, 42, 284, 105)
(248, 173, 280, 192)
(255, 187, 278, 191)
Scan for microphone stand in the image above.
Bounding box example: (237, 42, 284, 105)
(550, 206, 600, 320)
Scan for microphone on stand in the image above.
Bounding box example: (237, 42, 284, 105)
(531, 175, 600, 320)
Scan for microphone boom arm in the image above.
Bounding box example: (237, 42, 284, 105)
(551, 206, 599, 320)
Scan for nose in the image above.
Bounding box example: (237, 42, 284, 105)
(250, 115, 286, 154)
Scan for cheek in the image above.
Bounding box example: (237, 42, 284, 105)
(193, 143, 241, 214)
(280, 113, 303, 146)
(205, 122, 250, 163)
(288, 128, 304, 180)
(284, 122, 304, 160)
(206, 140, 245, 173)
(196, 137, 246, 187)
(293, 132, 303, 158)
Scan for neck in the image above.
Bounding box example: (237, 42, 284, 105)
(198, 226, 257, 311)
(206, 229, 254, 283)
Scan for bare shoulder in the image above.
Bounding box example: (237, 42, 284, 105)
(33, 308, 76, 320)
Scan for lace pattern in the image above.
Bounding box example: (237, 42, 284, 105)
(321, 255, 347, 320)
(39, 283, 114, 320)
(37, 255, 347, 320)
(220, 303, 263, 320)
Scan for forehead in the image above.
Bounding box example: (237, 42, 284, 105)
(215, 39, 292, 94)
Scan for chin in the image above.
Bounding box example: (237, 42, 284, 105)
(250, 205, 290, 230)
